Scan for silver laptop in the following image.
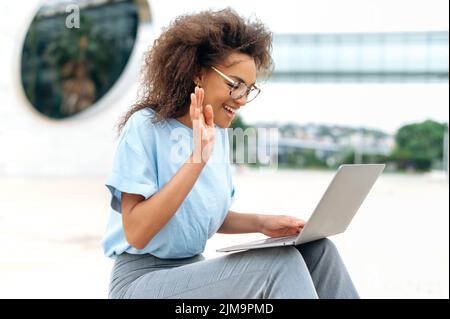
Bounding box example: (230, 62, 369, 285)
(217, 164, 385, 253)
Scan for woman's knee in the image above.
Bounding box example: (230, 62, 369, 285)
(271, 246, 308, 270)
(311, 237, 335, 248)
(300, 238, 340, 259)
(316, 238, 338, 255)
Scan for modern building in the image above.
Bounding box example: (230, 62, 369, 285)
(0, 0, 448, 176)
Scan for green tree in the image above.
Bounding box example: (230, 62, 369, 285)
(392, 120, 447, 171)
(228, 115, 250, 165)
(229, 114, 249, 130)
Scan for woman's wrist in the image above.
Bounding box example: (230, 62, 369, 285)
(187, 152, 208, 165)
(255, 214, 266, 233)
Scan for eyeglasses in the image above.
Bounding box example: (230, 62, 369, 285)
(211, 66, 260, 103)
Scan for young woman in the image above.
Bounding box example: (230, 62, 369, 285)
(102, 7, 359, 299)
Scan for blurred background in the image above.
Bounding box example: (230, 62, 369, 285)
(0, 0, 448, 298)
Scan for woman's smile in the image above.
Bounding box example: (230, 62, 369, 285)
(222, 103, 237, 119)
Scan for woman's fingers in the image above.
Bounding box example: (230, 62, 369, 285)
(284, 216, 306, 227)
(190, 87, 213, 133)
(192, 86, 205, 125)
(194, 107, 200, 122)
(198, 86, 204, 112)
(190, 87, 203, 120)
(296, 219, 306, 227)
(203, 104, 214, 127)
(202, 105, 215, 145)
(194, 86, 202, 112)
(189, 93, 196, 120)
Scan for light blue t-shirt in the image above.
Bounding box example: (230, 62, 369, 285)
(101, 108, 235, 259)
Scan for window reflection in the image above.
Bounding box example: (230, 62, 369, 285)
(21, 0, 150, 119)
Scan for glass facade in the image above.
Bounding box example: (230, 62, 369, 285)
(271, 31, 449, 82)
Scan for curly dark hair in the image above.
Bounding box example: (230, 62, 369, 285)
(116, 7, 273, 136)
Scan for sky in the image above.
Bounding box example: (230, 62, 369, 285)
(152, 0, 449, 134)
(154, 0, 449, 33)
(239, 83, 449, 135)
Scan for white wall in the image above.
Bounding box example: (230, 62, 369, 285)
(0, 1, 155, 177)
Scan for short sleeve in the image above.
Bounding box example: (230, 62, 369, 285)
(106, 114, 158, 213)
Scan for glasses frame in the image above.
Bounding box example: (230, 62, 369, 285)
(210, 66, 260, 103)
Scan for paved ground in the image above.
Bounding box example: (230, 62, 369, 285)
(0, 168, 448, 298)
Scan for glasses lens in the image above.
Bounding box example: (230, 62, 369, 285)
(246, 87, 259, 102)
(230, 83, 259, 102)
(230, 83, 246, 99)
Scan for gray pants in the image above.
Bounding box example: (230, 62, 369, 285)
(108, 238, 359, 299)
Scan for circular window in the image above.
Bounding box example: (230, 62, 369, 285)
(20, 0, 151, 119)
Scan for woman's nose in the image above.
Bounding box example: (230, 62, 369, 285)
(234, 94, 248, 106)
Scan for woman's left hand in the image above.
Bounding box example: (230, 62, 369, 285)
(259, 214, 306, 238)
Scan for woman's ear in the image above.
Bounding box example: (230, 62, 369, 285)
(193, 76, 202, 88)
(193, 68, 207, 88)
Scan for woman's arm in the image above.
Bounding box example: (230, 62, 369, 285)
(122, 87, 215, 250)
(122, 153, 207, 249)
(217, 211, 307, 237)
(217, 210, 264, 234)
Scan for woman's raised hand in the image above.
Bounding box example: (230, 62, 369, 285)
(190, 86, 215, 163)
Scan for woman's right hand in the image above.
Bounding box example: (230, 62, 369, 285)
(190, 86, 216, 163)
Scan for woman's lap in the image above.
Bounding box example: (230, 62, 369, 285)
(110, 246, 314, 299)
(109, 239, 358, 299)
